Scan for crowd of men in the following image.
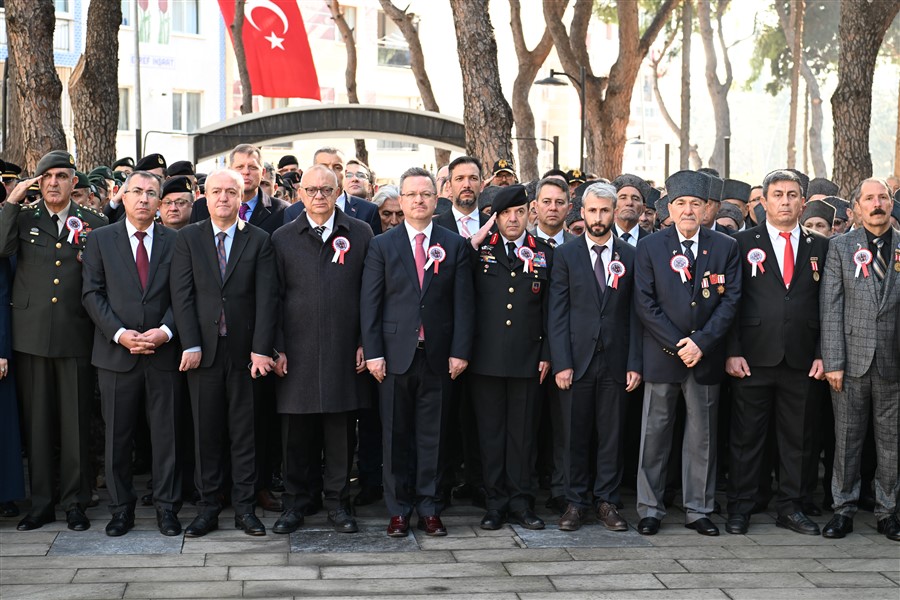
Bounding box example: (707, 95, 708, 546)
(0, 145, 898, 545)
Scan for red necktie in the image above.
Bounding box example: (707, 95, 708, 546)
(415, 233, 426, 340)
(135, 231, 149, 291)
(780, 232, 794, 288)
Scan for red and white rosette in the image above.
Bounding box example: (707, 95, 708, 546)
(65, 216, 84, 245)
(747, 248, 767, 277)
(517, 246, 535, 273)
(853, 248, 873, 279)
(424, 244, 446, 274)
(607, 260, 626, 289)
(331, 236, 350, 264)
(670, 254, 692, 283)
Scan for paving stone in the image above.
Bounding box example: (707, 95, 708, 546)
(883, 571, 900, 585)
(746, 533, 873, 546)
(647, 533, 756, 546)
(265, 595, 518, 600)
(0, 568, 75, 584)
(519, 592, 730, 600)
(566, 546, 736, 560)
(839, 545, 900, 558)
(656, 572, 814, 588)
(513, 525, 652, 549)
(678, 558, 827, 573)
(0, 583, 125, 600)
(290, 526, 420, 553)
(506, 559, 685, 576)
(452, 548, 572, 563)
(73, 566, 229, 583)
(0, 531, 59, 544)
(547, 574, 665, 591)
(473, 525, 517, 537)
(415, 536, 520, 550)
(816, 558, 900, 572)
(0, 543, 50, 556)
(48, 530, 182, 556)
(181, 538, 289, 554)
(227, 565, 320, 580)
(0, 554, 204, 569)
(800, 572, 897, 587)
(243, 575, 555, 596)
(123, 581, 243, 598)
(289, 550, 455, 566)
(204, 552, 289, 566)
(321, 562, 507, 579)
(727, 545, 851, 559)
(726, 588, 900, 599)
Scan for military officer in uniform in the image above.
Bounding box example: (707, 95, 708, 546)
(0, 150, 108, 531)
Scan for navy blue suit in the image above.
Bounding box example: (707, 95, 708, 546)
(283, 192, 381, 234)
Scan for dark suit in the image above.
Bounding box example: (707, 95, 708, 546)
(283, 192, 381, 234)
(613, 224, 651, 245)
(549, 235, 642, 508)
(360, 222, 474, 517)
(192, 189, 289, 237)
(82, 220, 181, 514)
(725, 225, 829, 517)
(170, 218, 278, 515)
(634, 226, 741, 522)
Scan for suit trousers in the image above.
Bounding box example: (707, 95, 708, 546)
(281, 411, 354, 512)
(99, 361, 181, 513)
(252, 375, 281, 492)
(470, 374, 541, 512)
(380, 349, 451, 517)
(561, 351, 628, 508)
(356, 377, 383, 489)
(831, 365, 900, 520)
(637, 372, 719, 523)
(726, 361, 817, 516)
(187, 337, 257, 515)
(16, 353, 93, 517)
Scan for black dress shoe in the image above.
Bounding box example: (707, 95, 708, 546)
(157, 509, 182, 536)
(637, 517, 660, 535)
(876, 515, 900, 542)
(66, 507, 90, 531)
(141, 492, 153, 507)
(508, 508, 545, 530)
(353, 486, 383, 506)
(235, 513, 266, 536)
(1, 501, 20, 517)
(328, 508, 358, 533)
(545, 495, 568, 514)
(725, 514, 749, 535)
(822, 514, 853, 539)
(273, 509, 303, 534)
(480, 510, 505, 530)
(184, 513, 219, 537)
(256, 489, 283, 512)
(802, 502, 823, 517)
(105, 511, 135, 537)
(685, 517, 719, 536)
(301, 497, 323, 516)
(776, 511, 820, 536)
(16, 513, 55, 531)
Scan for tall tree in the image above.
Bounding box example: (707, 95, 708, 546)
(696, 0, 733, 173)
(378, 0, 450, 168)
(449, 0, 514, 172)
(69, 0, 122, 170)
(5, 0, 67, 171)
(544, 0, 680, 178)
(3, 47, 26, 166)
(831, 0, 900, 195)
(509, 0, 554, 181)
(680, 0, 692, 170)
(786, 0, 804, 168)
(232, 0, 253, 115)
(328, 0, 367, 165)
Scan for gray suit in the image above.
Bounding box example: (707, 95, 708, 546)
(821, 226, 900, 520)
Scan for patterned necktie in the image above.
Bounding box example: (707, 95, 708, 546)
(507, 241, 517, 263)
(546, 237, 558, 249)
(459, 216, 472, 239)
(682, 240, 695, 270)
(135, 231, 149, 291)
(780, 232, 794, 288)
(873, 237, 887, 282)
(414, 233, 426, 340)
(216, 231, 228, 336)
(239, 203, 249, 221)
(593, 245, 606, 292)
(313, 225, 326, 240)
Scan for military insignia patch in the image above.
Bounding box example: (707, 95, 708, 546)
(532, 282, 541, 294)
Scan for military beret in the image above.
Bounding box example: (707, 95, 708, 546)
(492, 158, 516, 176)
(646, 187, 661, 208)
(491, 183, 528, 215)
(801, 199, 836, 225)
(478, 184, 502, 211)
(167, 160, 194, 177)
(113, 171, 127, 184)
(89, 166, 115, 181)
(722, 179, 751, 203)
(282, 171, 302, 187)
(88, 174, 108, 190)
(35, 150, 76, 176)
(135, 153, 167, 172)
(565, 206, 583, 227)
(824, 196, 850, 220)
(573, 179, 600, 202)
(716, 202, 743, 229)
(786, 168, 810, 197)
(565, 168, 585, 185)
(278, 154, 299, 169)
(2, 161, 22, 180)
(702, 172, 724, 202)
(162, 176, 194, 198)
(665, 170, 710, 203)
(112, 156, 135, 169)
(612, 173, 651, 203)
(656, 194, 670, 221)
(73, 171, 91, 190)
(807, 177, 839, 198)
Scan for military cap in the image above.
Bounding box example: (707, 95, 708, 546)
(112, 156, 135, 170)
(716, 202, 743, 229)
(478, 184, 501, 211)
(25, 180, 41, 198)
(73, 171, 91, 190)
(492, 158, 516, 176)
(656, 194, 670, 222)
(1, 161, 21, 180)
(35, 150, 76, 176)
(113, 171, 127, 184)
(722, 179, 751, 203)
(785, 168, 810, 197)
(665, 170, 710, 203)
(612, 173, 651, 203)
(702, 172, 724, 202)
(88, 173, 108, 190)
(491, 184, 528, 215)
(162, 176, 193, 198)
(573, 179, 600, 202)
(800, 199, 836, 225)
(89, 166, 115, 181)
(807, 177, 839, 198)
(278, 154, 299, 169)
(167, 160, 194, 177)
(565, 206, 583, 227)
(646, 186, 661, 208)
(825, 196, 850, 221)
(565, 168, 585, 185)
(134, 153, 167, 172)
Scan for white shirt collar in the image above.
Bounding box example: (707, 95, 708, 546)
(500, 231, 527, 248)
(765, 220, 800, 243)
(212, 220, 239, 238)
(615, 222, 641, 240)
(451, 205, 477, 224)
(404, 220, 433, 243)
(47, 202, 70, 222)
(536, 226, 564, 245)
(676, 228, 700, 247)
(306, 210, 336, 234)
(586, 234, 614, 255)
(125, 219, 153, 239)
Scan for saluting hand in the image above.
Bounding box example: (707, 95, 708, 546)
(4, 176, 40, 205)
(469, 213, 497, 249)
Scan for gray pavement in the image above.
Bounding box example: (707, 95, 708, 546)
(1, 481, 898, 600)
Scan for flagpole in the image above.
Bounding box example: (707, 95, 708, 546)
(134, 0, 143, 159)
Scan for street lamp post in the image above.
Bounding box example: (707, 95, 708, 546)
(535, 65, 586, 173)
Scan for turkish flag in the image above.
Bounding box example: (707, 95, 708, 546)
(218, 0, 321, 100)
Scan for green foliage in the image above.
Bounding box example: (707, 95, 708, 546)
(592, 0, 673, 36)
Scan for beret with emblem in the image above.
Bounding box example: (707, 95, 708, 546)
(491, 183, 528, 215)
(665, 170, 710, 203)
(35, 150, 76, 176)
(162, 176, 194, 198)
(73, 171, 92, 190)
(612, 173, 651, 203)
(492, 159, 516, 176)
(135, 153, 167, 172)
(1, 161, 21, 180)
(112, 156, 135, 170)
(806, 177, 838, 198)
(113, 171, 127, 184)
(278, 154, 298, 169)
(89, 166, 115, 181)
(565, 168, 585, 185)
(801, 199, 836, 225)
(722, 179, 751, 203)
(167, 160, 194, 177)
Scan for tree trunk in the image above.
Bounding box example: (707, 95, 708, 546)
(232, 0, 253, 115)
(831, 0, 900, 196)
(651, 53, 702, 170)
(328, 0, 367, 165)
(5, 0, 67, 172)
(803, 87, 809, 174)
(697, 0, 732, 174)
(680, 0, 692, 170)
(895, 75, 900, 179)
(69, 0, 121, 170)
(3, 48, 26, 167)
(450, 0, 513, 172)
(379, 0, 450, 168)
(786, 0, 804, 169)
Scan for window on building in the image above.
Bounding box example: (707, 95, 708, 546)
(376, 10, 411, 68)
(172, 0, 199, 35)
(121, 0, 132, 26)
(172, 91, 201, 132)
(377, 139, 418, 151)
(118, 88, 130, 130)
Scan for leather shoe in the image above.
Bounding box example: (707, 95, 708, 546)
(184, 513, 219, 537)
(353, 486, 383, 506)
(273, 509, 303, 534)
(256, 489, 283, 512)
(545, 495, 568, 514)
(417, 514, 447, 536)
(1, 501, 20, 517)
(66, 507, 90, 531)
(822, 514, 853, 539)
(558, 505, 585, 532)
(16, 513, 55, 531)
(508, 508, 544, 530)
(637, 517, 660, 535)
(876, 515, 900, 542)
(480, 510, 505, 530)
(802, 502, 823, 517)
(235, 513, 266, 536)
(141, 492, 153, 507)
(157, 509, 182, 536)
(328, 508, 358, 533)
(685, 517, 719, 536)
(776, 511, 820, 536)
(725, 514, 749, 535)
(596, 502, 627, 532)
(387, 515, 409, 538)
(105, 511, 134, 537)
(301, 496, 323, 516)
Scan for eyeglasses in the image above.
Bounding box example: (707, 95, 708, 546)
(161, 199, 192, 207)
(400, 191, 436, 200)
(127, 188, 159, 200)
(345, 171, 369, 181)
(302, 186, 335, 197)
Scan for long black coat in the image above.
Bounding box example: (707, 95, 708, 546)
(271, 209, 373, 414)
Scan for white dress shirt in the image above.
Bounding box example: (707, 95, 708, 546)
(676, 228, 701, 256)
(404, 220, 434, 255)
(451, 206, 478, 237)
(614, 223, 641, 247)
(587, 235, 614, 273)
(766, 221, 799, 277)
(535, 226, 565, 247)
(306, 210, 336, 241)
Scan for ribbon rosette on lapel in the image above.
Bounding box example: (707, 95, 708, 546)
(424, 245, 446, 274)
(747, 248, 766, 277)
(331, 236, 350, 264)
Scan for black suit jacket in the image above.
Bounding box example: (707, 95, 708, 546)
(170, 218, 278, 368)
(726, 224, 829, 369)
(191, 189, 289, 236)
(613, 224, 651, 243)
(549, 235, 642, 383)
(82, 220, 179, 372)
(634, 226, 741, 385)
(360, 222, 474, 375)
(283, 192, 381, 234)
(434, 209, 489, 236)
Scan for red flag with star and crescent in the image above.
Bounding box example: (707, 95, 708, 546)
(218, 0, 321, 100)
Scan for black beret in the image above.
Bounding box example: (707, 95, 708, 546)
(162, 176, 194, 198)
(646, 187, 661, 208)
(565, 168, 585, 184)
(665, 170, 710, 203)
(1, 161, 21, 180)
(612, 173, 651, 203)
(801, 199, 836, 225)
(167, 160, 194, 177)
(135, 153, 167, 172)
(786, 168, 810, 197)
(112, 156, 135, 169)
(89, 166, 115, 181)
(565, 206, 583, 227)
(656, 194, 670, 221)
(73, 171, 91, 190)
(722, 179, 751, 203)
(113, 171, 127, 184)
(807, 177, 839, 198)
(491, 183, 528, 215)
(478, 184, 502, 210)
(88, 174, 108, 190)
(824, 196, 850, 220)
(573, 179, 600, 201)
(703, 172, 724, 201)
(282, 171, 302, 187)
(492, 158, 516, 176)
(278, 154, 299, 169)
(35, 150, 76, 176)
(715, 202, 743, 228)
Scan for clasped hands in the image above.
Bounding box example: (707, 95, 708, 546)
(119, 328, 168, 355)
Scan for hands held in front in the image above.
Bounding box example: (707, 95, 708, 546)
(250, 353, 275, 379)
(677, 337, 702, 368)
(120, 329, 167, 355)
(367, 358, 386, 383)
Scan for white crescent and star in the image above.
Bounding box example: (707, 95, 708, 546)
(244, 0, 289, 51)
